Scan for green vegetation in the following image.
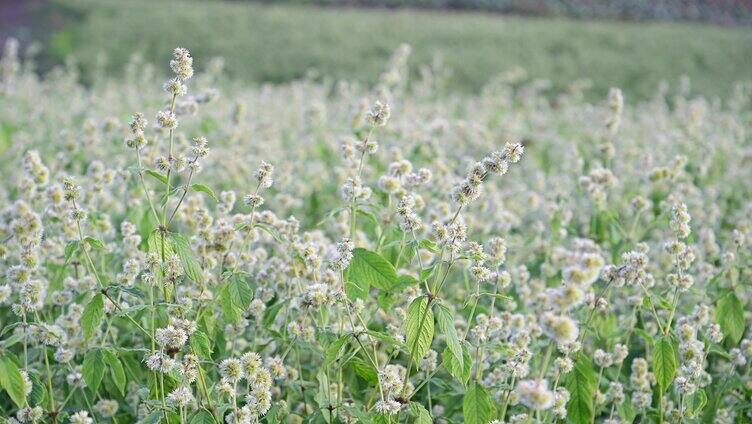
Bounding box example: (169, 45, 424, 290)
(2, 30, 751, 424)
(50, 0, 752, 99)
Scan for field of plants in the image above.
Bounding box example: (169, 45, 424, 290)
(41, 0, 752, 100)
(0, 33, 751, 424)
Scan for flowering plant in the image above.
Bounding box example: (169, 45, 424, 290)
(0, 41, 750, 424)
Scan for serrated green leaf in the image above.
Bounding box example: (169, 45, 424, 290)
(82, 349, 105, 394)
(346, 248, 397, 291)
(565, 353, 595, 424)
(405, 296, 434, 362)
(434, 303, 463, 371)
(351, 358, 378, 384)
(84, 236, 105, 250)
(190, 331, 213, 359)
(170, 233, 203, 284)
(325, 335, 350, 366)
(653, 336, 677, 393)
(188, 410, 215, 424)
(463, 383, 492, 424)
(218, 276, 253, 324)
(0, 357, 27, 408)
(442, 342, 472, 385)
(28, 371, 46, 407)
(81, 294, 104, 340)
(716, 291, 745, 345)
(228, 275, 252, 311)
(147, 230, 173, 258)
(101, 349, 126, 396)
(409, 402, 432, 424)
(138, 410, 164, 424)
(219, 283, 241, 324)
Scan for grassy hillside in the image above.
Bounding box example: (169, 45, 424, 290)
(48, 0, 752, 99)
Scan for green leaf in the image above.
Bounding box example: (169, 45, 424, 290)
(434, 303, 463, 371)
(101, 349, 126, 396)
(84, 236, 105, 250)
(442, 342, 472, 385)
(565, 353, 596, 424)
(190, 331, 213, 359)
(716, 291, 745, 345)
(144, 169, 168, 185)
(409, 402, 432, 424)
(419, 264, 437, 283)
(418, 239, 439, 253)
(617, 394, 636, 423)
(652, 335, 677, 393)
(405, 296, 434, 362)
(689, 389, 707, 416)
(262, 300, 286, 327)
(191, 184, 218, 202)
(376, 291, 397, 311)
(218, 283, 241, 324)
(255, 223, 284, 243)
(147, 230, 173, 257)
(633, 328, 655, 347)
(0, 357, 27, 408)
(170, 233, 204, 284)
(64, 240, 79, 261)
(345, 278, 369, 301)
(346, 248, 397, 291)
(463, 383, 492, 424)
(325, 336, 350, 366)
(81, 294, 104, 340)
(394, 274, 418, 290)
(350, 358, 378, 384)
(0, 333, 24, 348)
(315, 369, 329, 409)
(218, 277, 253, 324)
(28, 371, 46, 407)
(139, 410, 164, 424)
(188, 410, 215, 424)
(82, 349, 106, 394)
(265, 405, 279, 424)
(228, 276, 252, 311)
(366, 330, 405, 349)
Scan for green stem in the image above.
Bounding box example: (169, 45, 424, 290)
(538, 341, 554, 380)
(578, 280, 614, 344)
(136, 149, 161, 224)
(162, 93, 178, 224)
(498, 375, 516, 421)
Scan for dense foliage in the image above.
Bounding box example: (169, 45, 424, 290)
(0, 40, 750, 424)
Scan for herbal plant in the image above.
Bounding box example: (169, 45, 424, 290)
(0, 40, 750, 424)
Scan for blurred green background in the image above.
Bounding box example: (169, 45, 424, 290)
(3, 0, 752, 100)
